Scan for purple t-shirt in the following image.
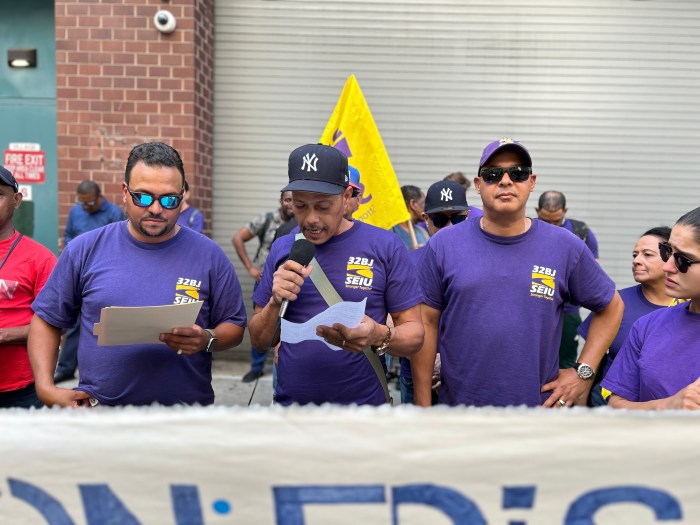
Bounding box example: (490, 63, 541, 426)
(468, 206, 483, 219)
(32, 222, 247, 406)
(601, 304, 700, 402)
(176, 206, 204, 233)
(253, 221, 421, 406)
(419, 218, 615, 407)
(578, 285, 665, 378)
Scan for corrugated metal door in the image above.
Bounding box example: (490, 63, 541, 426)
(214, 0, 700, 304)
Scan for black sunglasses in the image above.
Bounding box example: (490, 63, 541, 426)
(428, 213, 469, 228)
(127, 186, 184, 210)
(659, 242, 700, 273)
(479, 166, 532, 184)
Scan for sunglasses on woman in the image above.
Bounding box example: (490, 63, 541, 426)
(479, 166, 532, 184)
(659, 242, 700, 273)
(127, 186, 184, 210)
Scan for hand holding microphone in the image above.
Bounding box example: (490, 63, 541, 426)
(277, 239, 316, 319)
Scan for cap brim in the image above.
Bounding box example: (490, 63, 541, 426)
(282, 180, 347, 195)
(424, 204, 470, 214)
(0, 178, 18, 193)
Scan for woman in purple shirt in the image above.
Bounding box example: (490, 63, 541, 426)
(602, 207, 700, 410)
(578, 226, 682, 406)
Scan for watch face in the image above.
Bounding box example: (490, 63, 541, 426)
(577, 364, 594, 380)
(374, 344, 388, 357)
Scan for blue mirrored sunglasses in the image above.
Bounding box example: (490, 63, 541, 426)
(127, 186, 183, 210)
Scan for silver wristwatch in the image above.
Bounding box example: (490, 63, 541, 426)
(574, 362, 595, 380)
(203, 329, 217, 353)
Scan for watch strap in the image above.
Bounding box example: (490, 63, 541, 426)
(203, 328, 217, 353)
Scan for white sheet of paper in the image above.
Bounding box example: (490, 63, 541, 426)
(92, 301, 203, 346)
(280, 298, 367, 351)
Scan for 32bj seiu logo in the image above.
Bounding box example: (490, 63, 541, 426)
(3, 479, 684, 524)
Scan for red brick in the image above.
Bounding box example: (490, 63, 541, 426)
(101, 16, 125, 29)
(125, 16, 148, 29)
(114, 77, 135, 89)
(79, 64, 101, 76)
(90, 28, 113, 40)
(148, 90, 170, 102)
(91, 76, 113, 88)
(88, 4, 113, 17)
(103, 65, 124, 76)
(148, 66, 171, 77)
(67, 76, 90, 88)
(56, 0, 215, 237)
(79, 88, 101, 99)
(113, 5, 136, 17)
(101, 40, 124, 53)
(136, 78, 159, 90)
(113, 29, 136, 40)
(125, 66, 148, 77)
(90, 101, 112, 112)
(125, 90, 148, 101)
(136, 53, 159, 65)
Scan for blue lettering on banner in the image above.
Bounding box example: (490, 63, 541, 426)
(564, 486, 683, 524)
(391, 484, 486, 524)
(274, 485, 385, 525)
(4, 479, 685, 524)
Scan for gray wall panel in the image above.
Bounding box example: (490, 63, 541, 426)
(214, 0, 700, 313)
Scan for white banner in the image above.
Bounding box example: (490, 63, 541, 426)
(1, 407, 698, 524)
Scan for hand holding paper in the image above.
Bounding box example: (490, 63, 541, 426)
(93, 301, 203, 346)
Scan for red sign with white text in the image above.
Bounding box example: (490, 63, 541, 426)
(3, 150, 46, 183)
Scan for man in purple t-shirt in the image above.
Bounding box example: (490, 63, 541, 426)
(29, 142, 247, 407)
(249, 144, 424, 405)
(535, 190, 600, 369)
(413, 138, 623, 408)
(401, 179, 471, 405)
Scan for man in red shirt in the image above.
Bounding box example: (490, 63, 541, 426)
(0, 166, 56, 408)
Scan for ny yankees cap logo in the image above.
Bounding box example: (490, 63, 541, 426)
(440, 188, 453, 202)
(301, 153, 318, 172)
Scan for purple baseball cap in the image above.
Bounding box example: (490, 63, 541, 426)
(0, 165, 19, 193)
(479, 138, 532, 170)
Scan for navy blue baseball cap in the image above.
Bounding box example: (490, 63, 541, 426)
(283, 144, 349, 195)
(0, 166, 18, 193)
(424, 180, 469, 214)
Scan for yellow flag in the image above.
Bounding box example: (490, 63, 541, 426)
(320, 75, 409, 229)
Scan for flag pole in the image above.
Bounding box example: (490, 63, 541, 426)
(407, 220, 419, 250)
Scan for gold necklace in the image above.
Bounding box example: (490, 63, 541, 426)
(480, 217, 528, 234)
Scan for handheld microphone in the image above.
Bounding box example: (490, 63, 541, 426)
(279, 238, 316, 319)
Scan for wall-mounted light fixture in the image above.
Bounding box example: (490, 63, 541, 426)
(7, 48, 37, 68)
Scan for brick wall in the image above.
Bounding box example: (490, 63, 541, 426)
(55, 0, 214, 245)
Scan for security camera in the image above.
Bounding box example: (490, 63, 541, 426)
(153, 10, 176, 34)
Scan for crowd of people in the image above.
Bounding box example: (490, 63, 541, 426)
(1, 138, 698, 411)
